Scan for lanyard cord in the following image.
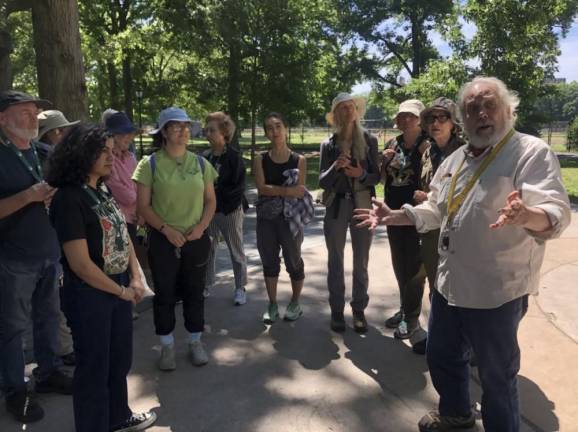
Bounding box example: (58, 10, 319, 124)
(0, 132, 43, 182)
(446, 129, 514, 221)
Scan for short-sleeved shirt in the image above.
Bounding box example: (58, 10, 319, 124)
(132, 149, 218, 233)
(50, 185, 130, 276)
(0, 141, 60, 262)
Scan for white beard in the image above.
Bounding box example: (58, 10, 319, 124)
(4, 123, 38, 141)
(466, 123, 512, 149)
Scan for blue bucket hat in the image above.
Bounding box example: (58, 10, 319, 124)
(105, 112, 137, 134)
(149, 107, 192, 135)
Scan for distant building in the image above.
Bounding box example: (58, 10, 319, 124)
(545, 77, 567, 84)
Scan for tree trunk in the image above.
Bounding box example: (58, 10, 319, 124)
(410, 11, 421, 78)
(0, 29, 13, 90)
(122, 49, 133, 119)
(31, 0, 88, 120)
(227, 42, 241, 131)
(107, 61, 120, 109)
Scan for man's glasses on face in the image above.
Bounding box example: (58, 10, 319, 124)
(424, 114, 450, 125)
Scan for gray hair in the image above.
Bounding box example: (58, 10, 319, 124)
(457, 76, 520, 124)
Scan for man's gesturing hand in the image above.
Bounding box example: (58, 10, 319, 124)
(490, 190, 529, 229)
(353, 198, 392, 230)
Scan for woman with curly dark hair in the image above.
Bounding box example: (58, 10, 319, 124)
(47, 124, 156, 432)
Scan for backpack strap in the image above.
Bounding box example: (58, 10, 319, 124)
(196, 154, 205, 174)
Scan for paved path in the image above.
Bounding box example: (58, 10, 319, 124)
(1, 201, 577, 431)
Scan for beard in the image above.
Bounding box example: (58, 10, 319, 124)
(4, 122, 39, 141)
(466, 119, 514, 149)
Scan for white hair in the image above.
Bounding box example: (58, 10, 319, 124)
(333, 116, 368, 161)
(457, 76, 519, 124)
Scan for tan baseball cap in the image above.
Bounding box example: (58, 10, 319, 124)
(393, 99, 425, 121)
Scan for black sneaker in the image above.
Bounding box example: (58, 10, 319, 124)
(111, 411, 157, 432)
(5, 390, 44, 423)
(352, 311, 368, 333)
(412, 338, 427, 355)
(385, 310, 403, 328)
(61, 352, 76, 366)
(35, 369, 73, 395)
(418, 410, 475, 431)
(330, 311, 346, 333)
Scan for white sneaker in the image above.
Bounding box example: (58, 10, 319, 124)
(233, 288, 247, 305)
(158, 344, 176, 371)
(189, 341, 209, 366)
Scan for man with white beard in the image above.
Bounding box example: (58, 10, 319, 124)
(355, 77, 571, 432)
(0, 90, 72, 424)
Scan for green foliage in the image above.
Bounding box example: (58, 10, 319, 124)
(6, 11, 36, 93)
(567, 117, 578, 150)
(534, 82, 578, 123)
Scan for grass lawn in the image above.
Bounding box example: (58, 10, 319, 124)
(560, 158, 578, 203)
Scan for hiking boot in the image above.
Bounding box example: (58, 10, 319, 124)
(35, 369, 73, 395)
(330, 311, 346, 333)
(352, 310, 368, 333)
(233, 288, 247, 306)
(188, 341, 209, 366)
(158, 344, 176, 371)
(111, 411, 157, 431)
(262, 303, 279, 324)
(385, 310, 403, 328)
(5, 390, 44, 423)
(418, 410, 475, 432)
(393, 320, 419, 340)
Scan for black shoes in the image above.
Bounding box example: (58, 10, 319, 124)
(35, 369, 73, 395)
(385, 310, 403, 328)
(418, 410, 475, 431)
(111, 411, 157, 431)
(5, 390, 44, 423)
(330, 311, 346, 333)
(352, 311, 368, 333)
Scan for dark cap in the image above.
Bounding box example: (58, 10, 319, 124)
(105, 112, 137, 134)
(420, 97, 460, 127)
(0, 90, 52, 112)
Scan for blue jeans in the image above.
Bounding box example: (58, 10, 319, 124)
(427, 290, 528, 432)
(0, 258, 62, 395)
(61, 273, 132, 432)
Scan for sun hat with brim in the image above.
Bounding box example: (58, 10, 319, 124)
(149, 107, 192, 135)
(325, 92, 367, 126)
(420, 97, 460, 128)
(37, 110, 80, 138)
(392, 99, 425, 121)
(105, 112, 137, 135)
(0, 90, 52, 112)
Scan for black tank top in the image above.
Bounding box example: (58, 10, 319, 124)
(261, 151, 300, 186)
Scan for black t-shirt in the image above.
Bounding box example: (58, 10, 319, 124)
(0, 142, 60, 262)
(261, 151, 300, 186)
(50, 185, 130, 276)
(383, 135, 426, 210)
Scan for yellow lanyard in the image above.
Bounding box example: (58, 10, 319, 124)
(446, 129, 514, 221)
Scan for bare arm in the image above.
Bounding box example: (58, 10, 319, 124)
(254, 153, 305, 198)
(62, 239, 136, 303)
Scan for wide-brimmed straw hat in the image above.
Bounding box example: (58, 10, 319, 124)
(37, 110, 80, 138)
(149, 107, 192, 135)
(325, 92, 367, 126)
(392, 99, 425, 121)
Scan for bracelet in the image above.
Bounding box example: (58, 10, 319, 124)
(159, 223, 166, 233)
(117, 285, 125, 298)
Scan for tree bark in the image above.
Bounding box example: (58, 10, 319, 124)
(31, 0, 88, 120)
(0, 29, 13, 91)
(122, 49, 133, 119)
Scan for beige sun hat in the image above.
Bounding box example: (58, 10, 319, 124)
(392, 99, 425, 121)
(37, 110, 80, 138)
(325, 92, 367, 126)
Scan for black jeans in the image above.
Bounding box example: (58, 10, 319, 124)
(148, 229, 211, 334)
(60, 272, 132, 432)
(386, 225, 426, 324)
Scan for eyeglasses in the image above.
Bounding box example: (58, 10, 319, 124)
(424, 114, 450, 125)
(166, 123, 190, 132)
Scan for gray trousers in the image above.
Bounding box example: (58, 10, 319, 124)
(324, 197, 372, 313)
(206, 206, 247, 290)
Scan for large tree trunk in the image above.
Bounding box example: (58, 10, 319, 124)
(0, 29, 13, 90)
(31, 0, 88, 120)
(122, 50, 133, 119)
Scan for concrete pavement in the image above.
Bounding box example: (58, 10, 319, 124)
(1, 203, 577, 431)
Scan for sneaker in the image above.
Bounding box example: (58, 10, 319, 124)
(330, 311, 346, 333)
(385, 310, 403, 328)
(233, 288, 247, 306)
(412, 338, 427, 355)
(410, 327, 428, 355)
(262, 303, 279, 324)
(111, 411, 157, 432)
(188, 341, 209, 366)
(5, 390, 44, 423)
(284, 302, 303, 321)
(352, 310, 368, 333)
(393, 320, 419, 340)
(158, 344, 176, 371)
(60, 352, 76, 366)
(35, 369, 73, 395)
(418, 410, 475, 432)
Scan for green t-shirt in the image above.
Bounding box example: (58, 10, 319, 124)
(132, 149, 218, 233)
